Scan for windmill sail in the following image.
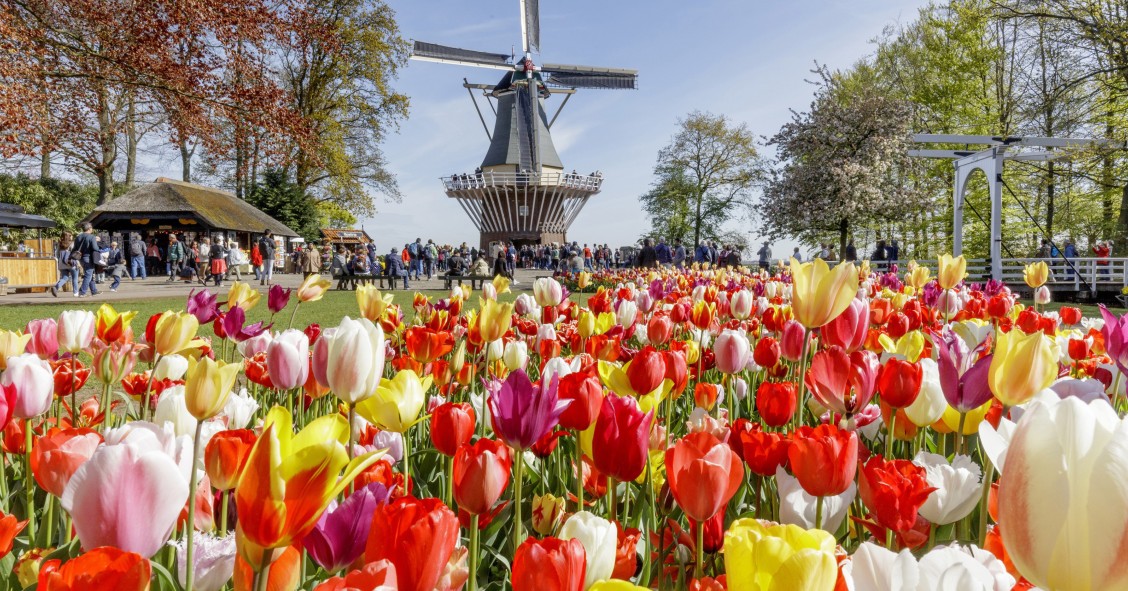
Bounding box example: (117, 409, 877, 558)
(542, 63, 638, 89)
(411, 41, 513, 70)
(523, 0, 541, 52)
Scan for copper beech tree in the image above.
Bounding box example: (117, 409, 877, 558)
(0, 0, 318, 204)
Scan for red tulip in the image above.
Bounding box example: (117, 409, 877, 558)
(52, 359, 91, 399)
(37, 546, 150, 591)
(752, 337, 781, 369)
(664, 350, 688, 397)
(779, 320, 805, 362)
(755, 381, 797, 427)
(365, 497, 459, 591)
(736, 423, 791, 477)
(430, 403, 476, 457)
(29, 427, 102, 497)
(592, 394, 653, 483)
(857, 456, 936, 533)
(1058, 306, 1082, 326)
(822, 298, 869, 352)
(693, 383, 721, 410)
(805, 346, 879, 415)
(512, 536, 587, 591)
(787, 424, 858, 497)
(876, 359, 923, 408)
(612, 524, 642, 580)
(557, 373, 603, 431)
(625, 346, 666, 396)
(647, 314, 673, 346)
(453, 439, 512, 515)
(689, 511, 725, 553)
(204, 429, 257, 492)
(666, 433, 744, 522)
(0, 511, 27, 559)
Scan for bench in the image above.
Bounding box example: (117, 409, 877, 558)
(332, 273, 400, 290)
(443, 275, 487, 290)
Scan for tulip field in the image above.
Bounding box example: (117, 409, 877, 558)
(0, 259, 1125, 591)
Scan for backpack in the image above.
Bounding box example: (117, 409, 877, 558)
(130, 240, 144, 257)
(408, 242, 420, 257)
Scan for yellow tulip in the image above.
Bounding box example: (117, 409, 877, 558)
(905, 262, 931, 290)
(681, 338, 701, 364)
(531, 493, 566, 536)
(234, 407, 381, 558)
(1023, 261, 1049, 288)
(357, 284, 394, 322)
(184, 356, 241, 421)
(988, 328, 1059, 406)
(94, 303, 137, 342)
(297, 274, 331, 303)
(492, 274, 511, 294)
(0, 330, 31, 369)
(478, 299, 514, 343)
(355, 369, 431, 433)
(227, 281, 261, 311)
(724, 519, 837, 591)
(936, 254, 967, 290)
(577, 310, 596, 340)
(877, 330, 926, 363)
(789, 258, 858, 329)
(937, 399, 992, 435)
(577, 271, 592, 289)
(589, 582, 648, 591)
(153, 311, 199, 356)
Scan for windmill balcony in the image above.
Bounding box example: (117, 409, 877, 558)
(441, 171, 603, 192)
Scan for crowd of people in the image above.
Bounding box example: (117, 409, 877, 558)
(446, 167, 604, 189)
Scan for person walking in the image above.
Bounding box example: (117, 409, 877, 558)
(258, 230, 276, 286)
(300, 244, 320, 278)
(70, 222, 100, 297)
(226, 240, 244, 282)
(129, 233, 147, 280)
(844, 239, 858, 262)
(106, 240, 126, 291)
(756, 241, 772, 271)
(50, 234, 78, 297)
(208, 238, 228, 287)
(166, 234, 186, 281)
(636, 238, 659, 269)
(673, 239, 687, 268)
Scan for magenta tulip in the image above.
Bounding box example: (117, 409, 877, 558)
(24, 318, 59, 359)
(1100, 305, 1128, 375)
(487, 369, 568, 451)
(305, 482, 390, 572)
(3, 353, 53, 418)
(268, 284, 293, 314)
(933, 330, 994, 412)
(62, 439, 189, 557)
(221, 307, 270, 342)
(266, 329, 310, 390)
(186, 289, 219, 324)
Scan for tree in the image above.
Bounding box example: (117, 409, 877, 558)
(640, 112, 761, 247)
(281, 0, 410, 217)
(246, 168, 320, 241)
(0, 173, 97, 233)
(761, 65, 925, 256)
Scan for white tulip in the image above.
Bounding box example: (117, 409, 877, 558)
(153, 354, 189, 381)
(559, 511, 616, 589)
(905, 358, 947, 427)
(775, 466, 854, 533)
(914, 452, 982, 525)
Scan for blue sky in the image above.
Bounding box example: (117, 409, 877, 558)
(369, 0, 930, 254)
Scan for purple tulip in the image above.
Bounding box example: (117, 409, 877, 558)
(187, 289, 219, 324)
(268, 284, 293, 314)
(221, 307, 272, 342)
(1100, 305, 1128, 375)
(933, 329, 994, 411)
(487, 369, 569, 451)
(303, 482, 389, 572)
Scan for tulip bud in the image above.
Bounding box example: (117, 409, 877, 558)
(324, 317, 385, 405)
(450, 340, 467, 374)
(730, 290, 754, 320)
(503, 340, 528, 371)
(577, 310, 596, 340)
(56, 310, 95, 354)
(532, 493, 566, 535)
(713, 329, 751, 375)
(184, 356, 240, 421)
(3, 353, 53, 418)
(753, 337, 781, 369)
(616, 300, 638, 329)
(153, 354, 189, 381)
(533, 277, 564, 307)
(481, 282, 498, 301)
(266, 329, 310, 391)
(1033, 285, 1052, 305)
(486, 339, 504, 362)
(647, 314, 673, 346)
(779, 320, 806, 362)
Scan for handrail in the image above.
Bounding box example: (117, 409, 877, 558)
(441, 171, 603, 192)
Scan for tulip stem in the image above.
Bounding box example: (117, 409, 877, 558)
(0, 454, 7, 512)
(40, 494, 54, 547)
(99, 382, 113, 433)
(977, 461, 996, 547)
(24, 419, 35, 543)
(574, 433, 584, 511)
(886, 410, 897, 459)
(512, 449, 525, 554)
(694, 519, 705, 579)
(954, 411, 967, 459)
(792, 328, 811, 430)
(469, 514, 480, 591)
(288, 301, 301, 330)
(347, 404, 355, 461)
(608, 476, 617, 522)
(403, 427, 413, 484)
(445, 455, 454, 507)
(142, 353, 162, 422)
(254, 552, 272, 591)
(220, 491, 229, 534)
(185, 420, 203, 591)
(70, 355, 78, 425)
(815, 495, 825, 531)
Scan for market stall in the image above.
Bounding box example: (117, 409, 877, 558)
(0, 203, 57, 294)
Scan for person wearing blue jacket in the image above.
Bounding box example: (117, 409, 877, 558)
(384, 247, 409, 289)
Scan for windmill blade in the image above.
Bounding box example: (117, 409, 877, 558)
(411, 41, 514, 71)
(521, 0, 541, 53)
(542, 63, 638, 90)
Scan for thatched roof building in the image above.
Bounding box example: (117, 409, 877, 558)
(84, 178, 298, 237)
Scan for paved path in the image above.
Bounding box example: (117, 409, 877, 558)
(2, 268, 553, 305)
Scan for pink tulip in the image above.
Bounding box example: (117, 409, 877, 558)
(24, 318, 59, 359)
(236, 331, 273, 359)
(267, 329, 310, 390)
(324, 317, 384, 404)
(62, 439, 189, 557)
(57, 310, 95, 354)
(730, 290, 755, 320)
(780, 320, 806, 362)
(713, 329, 751, 375)
(312, 327, 333, 388)
(3, 353, 53, 418)
(821, 298, 869, 352)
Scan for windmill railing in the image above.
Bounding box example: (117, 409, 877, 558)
(442, 171, 604, 192)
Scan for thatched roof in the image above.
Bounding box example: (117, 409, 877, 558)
(85, 178, 298, 237)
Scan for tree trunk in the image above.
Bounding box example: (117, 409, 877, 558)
(1045, 160, 1055, 241)
(125, 93, 137, 187)
(39, 148, 50, 180)
(692, 189, 704, 247)
(95, 87, 116, 205)
(1118, 184, 1128, 255)
(180, 139, 192, 182)
(839, 217, 848, 260)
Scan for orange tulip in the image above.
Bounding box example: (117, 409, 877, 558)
(233, 544, 301, 591)
(30, 427, 103, 497)
(690, 301, 716, 331)
(205, 429, 257, 491)
(364, 497, 460, 591)
(665, 432, 744, 523)
(94, 304, 137, 344)
(405, 326, 455, 364)
(38, 546, 151, 591)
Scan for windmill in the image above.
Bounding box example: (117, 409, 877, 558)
(410, 0, 638, 250)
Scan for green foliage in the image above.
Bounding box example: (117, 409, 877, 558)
(0, 173, 98, 235)
(641, 111, 762, 247)
(247, 168, 320, 242)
